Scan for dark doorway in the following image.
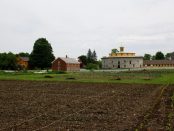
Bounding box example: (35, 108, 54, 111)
(118, 61, 120, 68)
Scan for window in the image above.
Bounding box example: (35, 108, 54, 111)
(124, 60, 126, 63)
(130, 61, 132, 64)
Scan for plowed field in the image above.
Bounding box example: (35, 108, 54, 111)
(0, 80, 173, 131)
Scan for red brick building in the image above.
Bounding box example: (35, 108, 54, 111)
(52, 57, 80, 71)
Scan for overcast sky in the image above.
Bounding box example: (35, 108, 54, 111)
(0, 0, 174, 59)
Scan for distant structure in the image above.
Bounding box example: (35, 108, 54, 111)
(144, 60, 174, 67)
(102, 47, 143, 69)
(52, 56, 80, 71)
(17, 57, 29, 69)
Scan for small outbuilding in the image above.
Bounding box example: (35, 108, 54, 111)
(17, 57, 29, 69)
(52, 56, 80, 71)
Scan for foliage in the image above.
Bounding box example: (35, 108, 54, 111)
(86, 63, 99, 70)
(79, 49, 99, 68)
(29, 38, 55, 69)
(155, 51, 165, 60)
(165, 52, 174, 60)
(87, 49, 98, 63)
(78, 55, 88, 67)
(144, 54, 151, 60)
(17, 52, 30, 57)
(112, 48, 119, 53)
(0, 52, 17, 70)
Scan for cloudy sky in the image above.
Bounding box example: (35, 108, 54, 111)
(0, 0, 174, 59)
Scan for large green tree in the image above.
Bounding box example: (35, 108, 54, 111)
(155, 51, 165, 60)
(29, 38, 55, 69)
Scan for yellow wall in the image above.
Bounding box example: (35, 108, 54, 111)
(109, 52, 135, 57)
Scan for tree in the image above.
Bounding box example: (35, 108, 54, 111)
(17, 52, 30, 57)
(87, 49, 93, 63)
(165, 52, 174, 60)
(78, 55, 87, 67)
(0, 52, 17, 70)
(144, 54, 151, 60)
(152, 55, 156, 60)
(92, 50, 97, 61)
(29, 38, 55, 69)
(155, 51, 165, 60)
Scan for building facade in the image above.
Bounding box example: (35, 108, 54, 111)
(17, 57, 29, 69)
(52, 57, 80, 71)
(102, 47, 143, 69)
(144, 60, 174, 67)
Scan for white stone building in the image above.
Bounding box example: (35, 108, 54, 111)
(102, 47, 143, 69)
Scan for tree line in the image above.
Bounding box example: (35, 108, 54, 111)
(0, 38, 55, 70)
(144, 51, 174, 60)
(78, 49, 102, 70)
(1, 37, 174, 70)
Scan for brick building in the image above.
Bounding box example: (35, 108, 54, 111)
(52, 57, 80, 71)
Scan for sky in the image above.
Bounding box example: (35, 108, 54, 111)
(0, 0, 174, 59)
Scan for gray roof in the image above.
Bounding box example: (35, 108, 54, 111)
(60, 57, 80, 64)
(144, 60, 174, 65)
(52, 57, 80, 64)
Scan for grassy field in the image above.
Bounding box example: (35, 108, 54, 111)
(0, 69, 174, 84)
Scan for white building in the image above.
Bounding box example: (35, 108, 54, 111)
(102, 47, 143, 69)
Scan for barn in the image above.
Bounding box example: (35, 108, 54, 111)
(52, 57, 80, 71)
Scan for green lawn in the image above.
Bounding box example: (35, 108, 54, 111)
(0, 70, 174, 84)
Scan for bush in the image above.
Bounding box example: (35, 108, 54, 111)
(86, 63, 99, 70)
(44, 75, 54, 78)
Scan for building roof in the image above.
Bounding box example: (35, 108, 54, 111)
(144, 60, 174, 65)
(102, 56, 143, 59)
(53, 57, 80, 64)
(20, 57, 29, 62)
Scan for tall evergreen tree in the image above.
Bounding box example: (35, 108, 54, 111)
(29, 38, 55, 69)
(87, 49, 92, 63)
(92, 50, 97, 61)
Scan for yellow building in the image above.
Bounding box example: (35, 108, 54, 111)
(17, 57, 29, 69)
(109, 47, 136, 57)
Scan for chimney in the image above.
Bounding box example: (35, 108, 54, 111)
(120, 47, 124, 52)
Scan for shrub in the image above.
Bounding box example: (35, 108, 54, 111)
(44, 75, 54, 78)
(86, 63, 99, 70)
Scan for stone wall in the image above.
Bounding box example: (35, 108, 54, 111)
(102, 57, 143, 69)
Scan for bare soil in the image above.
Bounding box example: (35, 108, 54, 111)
(0, 80, 173, 131)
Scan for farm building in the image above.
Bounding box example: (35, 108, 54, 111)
(102, 47, 143, 69)
(52, 56, 80, 71)
(144, 60, 174, 67)
(17, 57, 29, 69)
